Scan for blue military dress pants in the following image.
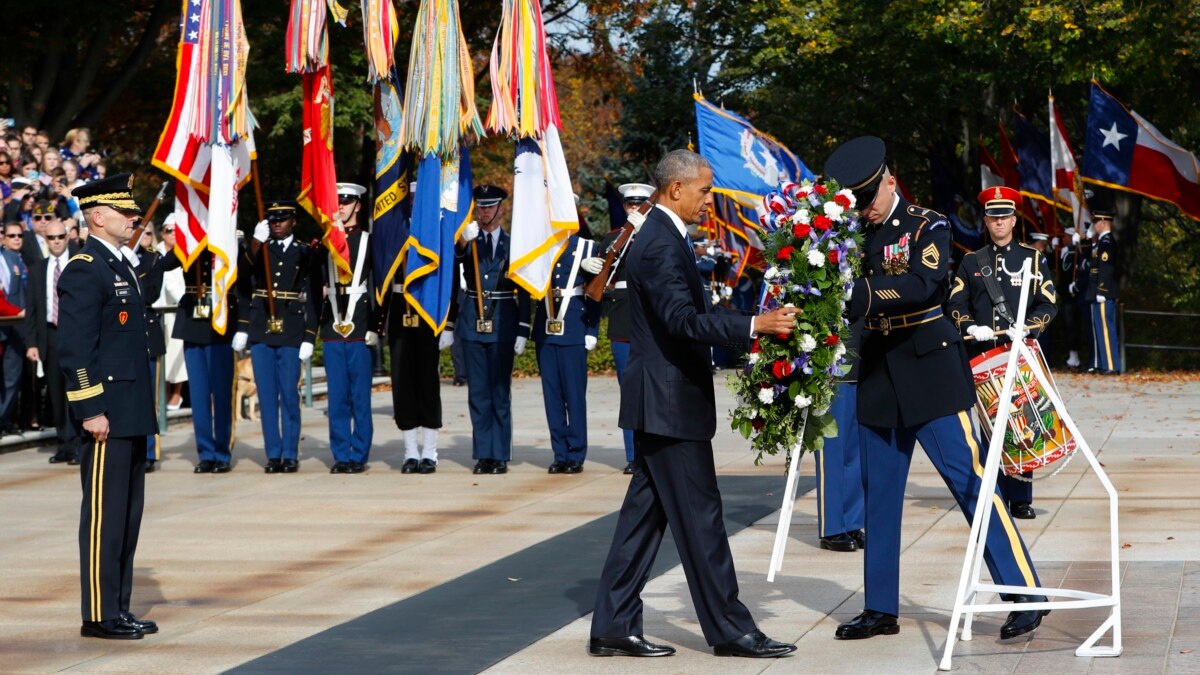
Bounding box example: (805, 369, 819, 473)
(250, 343, 301, 461)
(815, 383, 864, 538)
(183, 343, 235, 464)
(1090, 299, 1121, 373)
(323, 340, 373, 464)
(609, 340, 635, 463)
(860, 411, 1041, 617)
(536, 342, 588, 464)
(463, 338, 514, 461)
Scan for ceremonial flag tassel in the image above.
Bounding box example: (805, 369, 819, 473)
(400, 0, 482, 159)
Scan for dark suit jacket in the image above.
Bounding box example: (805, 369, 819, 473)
(618, 206, 751, 441)
(24, 255, 58, 354)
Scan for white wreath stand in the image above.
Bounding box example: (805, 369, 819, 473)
(767, 411, 808, 583)
(939, 260, 1122, 670)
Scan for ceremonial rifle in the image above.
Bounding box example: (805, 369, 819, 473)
(129, 180, 171, 246)
(584, 194, 656, 302)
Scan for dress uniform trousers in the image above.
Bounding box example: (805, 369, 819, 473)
(250, 343, 301, 461)
(146, 358, 162, 461)
(390, 325, 441, 430)
(860, 411, 1041, 617)
(79, 436, 147, 622)
(1090, 299, 1121, 373)
(464, 338, 514, 461)
(184, 343, 235, 464)
(536, 342, 588, 464)
(609, 340, 635, 463)
(323, 340, 373, 465)
(815, 382, 864, 538)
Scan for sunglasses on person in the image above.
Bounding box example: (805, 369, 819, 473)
(4, 233, 22, 238)
(162, 227, 175, 234)
(46, 234, 67, 241)
(32, 214, 55, 221)
(0, 160, 9, 166)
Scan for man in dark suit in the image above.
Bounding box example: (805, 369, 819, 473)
(589, 150, 798, 659)
(0, 220, 29, 435)
(59, 174, 159, 639)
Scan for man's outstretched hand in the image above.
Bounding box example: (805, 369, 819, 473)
(755, 306, 800, 336)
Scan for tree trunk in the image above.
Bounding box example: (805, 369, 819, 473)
(74, 0, 175, 131)
(1114, 192, 1141, 292)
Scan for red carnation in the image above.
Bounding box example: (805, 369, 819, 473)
(776, 245, 795, 261)
(751, 338, 761, 353)
(814, 185, 828, 195)
(752, 417, 765, 430)
(771, 359, 793, 379)
(824, 334, 840, 346)
(813, 215, 833, 231)
(791, 222, 811, 238)
(834, 193, 851, 209)
(828, 249, 840, 264)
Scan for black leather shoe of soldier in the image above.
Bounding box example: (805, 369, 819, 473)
(713, 629, 797, 657)
(849, 529, 866, 549)
(623, 462, 636, 475)
(401, 459, 420, 474)
(68, 454, 81, 465)
(330, 462, 348, 474)
(1000, 595, 1049, 639)
(490, 461, 508, 474)
(418, 459, 437, 474)
(281, 459, 299, 473)
(81, 619, 143, 640)
(49, 451, 70, 464)
(194, 460, 215, 474)
(1010, 502, 1036, 519)
(472, 459, 493, 474)
(119, 612, 158, 634)
(819, 532, 859, 552)
(264, 459, 283, 474)
(835, 610, 899, 639)
(588, 635, 675, 657)
(564, 461, 583, 474)
(212, 462, 231, 474)
(346, 462, 367, 474)
(144, 460, 157, 473)
(548, 461, 566, 474)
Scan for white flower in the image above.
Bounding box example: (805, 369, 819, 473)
(807, 249, 825, 267)
(823, 201, 844, 220)
(834, 343, 847, 359)
(836, 188, 857, 208)
(799, 334, 817, 352)
(841, 268, 854, 282)
(794, 394, 813, 409)
(757, 387, 776, 404)
(764, 266, 779, 280)
(783, 302, 796, 308)
(794, 209, 811, 225)
(748, 352, 760, 365)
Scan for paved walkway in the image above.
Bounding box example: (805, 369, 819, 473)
(0, 372, 1196, 673)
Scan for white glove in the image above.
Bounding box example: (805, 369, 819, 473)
(706, 246, 716, 256)
(231, 331, 248, 352)
(514, 336, 527, 355)
(1051, 237, 1060, 248)
(438, 329, 454, 350)
(253, 220, 270, 243)
(627, 209, 646, 232)
(584, 335, 597, 351)
(1095, 294, 1107, 304)
(1071, 232, 1081, 245)
(967, 325, 995, 342)
(580, 256, 605, 275)
(1005, 326, 1027, 343)
(299, 341, 314, 362)
(722, 285, 733, 298)
(365, 331, 379, 347)
(461, 220, 480, 243)
(1069, 281, 1077, 295)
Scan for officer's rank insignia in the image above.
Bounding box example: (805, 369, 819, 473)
(333, 321, 355, 337)
(118, 311, 129, 325)
(921, 243, 940, 269)
(882, 234, 910, 275)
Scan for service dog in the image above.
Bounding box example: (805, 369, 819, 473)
(235, 355, 258, 421)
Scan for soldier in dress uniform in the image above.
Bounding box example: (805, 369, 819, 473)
(316, 183, 376, 474)
(580, 182, 653, 474)
(533, 232, 600, 473)
(1058, 226, 1087, 369)
(134, 230, 168, 472)
(947, 187, 1058, 520)
(446, 185, 531, 474)
(1083, 209, 1121, 374)
(824, 137, 1047, 642)
(232, 201, 318, 474)
(60, 174, 159, 639)
(815, 319, 865, 552)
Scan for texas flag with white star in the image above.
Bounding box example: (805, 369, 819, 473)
(1082, 81, 1200, 221)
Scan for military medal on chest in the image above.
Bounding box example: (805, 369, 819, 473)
(882, 233, 910, 275)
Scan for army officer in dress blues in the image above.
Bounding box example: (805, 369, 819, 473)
(232, 201, 319, 474)
(446, 185, 531, 475)
(1083, 209, 1121, 374)
(533, 232, 600, 473)
(59, 174, 160, 639)
(824, 137, 1048, 642)
(947, 186, 1058, 520)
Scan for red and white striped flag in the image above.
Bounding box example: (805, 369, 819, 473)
(1049, 93, 1091, 231)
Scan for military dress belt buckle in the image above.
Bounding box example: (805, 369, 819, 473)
(193, 303, 212, 320)
(402, 314, 420, 328)
(545, 319, 565, 336)
(266, 317, 284, 334)
(476, 319, 494, 334)
(333, 321, 355, 337)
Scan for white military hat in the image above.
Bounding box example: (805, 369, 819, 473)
(337, 183, 367, 199)
(618, 183, 654, 203)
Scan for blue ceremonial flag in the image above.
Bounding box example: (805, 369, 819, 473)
(405, 146, 473, 334)
(1010, 113, 1059, 207)
(371, 69, 414, 305)
(694, 93, 814, 205)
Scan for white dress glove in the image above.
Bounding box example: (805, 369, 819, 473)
(1071, 232, 1081, 245)
(627, 209, 646, 233)
(438, 329, 454, 350)
(1095, 294, 1107, 304)
(584, 335, 597, 351)
(365, 331, 379, 346)
(514, 336, 527, 355)
(1068, 281, 1077, 295)
(1005, 326, 1027, 343)
(580, 256, 605, 275)
(299, 341, 314, 362)
(253, 220, 270, 243)
(231, 331, 248, 352)
(967, 325, 995, 341)
(461, 220, 480, 243)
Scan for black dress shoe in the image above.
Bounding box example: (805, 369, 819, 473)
(490, 461, 508, 474)
(849, 529, 866, 549)
(1000, 595, 1049, 639)
(264, 459, 283, 474)
(1010, 502, 1036, 519)
(564, 461, 583, 474)
(49, 452, 69, 464)
(68, 454, 81, 466)
(548, 461, 566, 474)
(588, 635, 675, 657)
(81, 618, 143, 640)
(819, 532, 859, 552)
(346, 461, 367, 473)
(194, 460, 216, 474)
(623, 462, 636, 475)
(330, 461, 348, 474)
(713, 629, 796, 657)
(401, 459, 420, 474)
(212, 462, 231, 474)
(281, 459, 299, 473)
(418, 459, 437, 474)
(835, 610, 899, 639)
(472, 459, 493, 474)
(452, 376, 467, 386)
(145, 460, 157, 473)
(119, 612, 158, 634)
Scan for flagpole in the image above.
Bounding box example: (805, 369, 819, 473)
(250, 158, 278, 326)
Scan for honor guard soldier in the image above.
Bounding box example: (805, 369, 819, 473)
(447, 185, 531, 475)
(947, 187, 1058, 520)
(534, 232, 600, 473)
(1058, 226, 1087, 368)
(233, 201, 319, 474)
(386, 180, 446, 474)
(580, 182, 653, 474)
(317, 183, 376, 473)
(815, 319, 865, 552)
(1084, 209, 1121, 374)
(133, 231, 168, 472)
(60, 174, 160, 639)
(824, 138, 1047, 642)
